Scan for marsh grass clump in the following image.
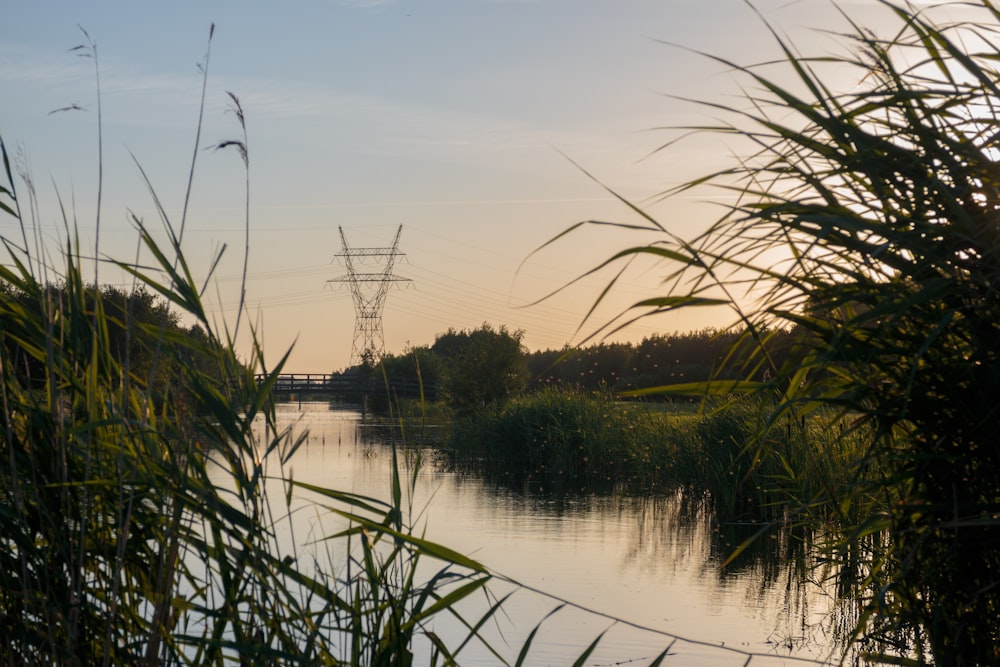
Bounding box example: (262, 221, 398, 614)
(0, 146, 298, 662)
(672, 397, 875, 525)
(449, 386, 868, 520)
(448, 387, 678, 492)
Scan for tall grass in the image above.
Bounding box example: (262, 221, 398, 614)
(556, 1, 1000, 662)
(0, 29, 498, 665)
(670, 396, 875, 527)
(447, 387, 677, 493)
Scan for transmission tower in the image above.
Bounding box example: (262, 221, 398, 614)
(328, 225, 410, 367)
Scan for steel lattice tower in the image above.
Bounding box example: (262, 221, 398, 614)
(329, 225, 410, 367)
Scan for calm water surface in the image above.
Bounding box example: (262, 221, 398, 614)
(252, 402, 842, 666)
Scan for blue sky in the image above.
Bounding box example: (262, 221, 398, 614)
(1, 0, 945, 371)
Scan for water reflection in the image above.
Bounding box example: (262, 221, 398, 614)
(251, 402, 850, 665)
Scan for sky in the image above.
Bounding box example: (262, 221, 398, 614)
(0, 0, 963, 372)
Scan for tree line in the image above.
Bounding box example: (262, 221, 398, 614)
(363, 323, 802, 413)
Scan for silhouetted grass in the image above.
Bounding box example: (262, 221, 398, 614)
(0, 28, 498, 665)
(551, 0, 1000, 661)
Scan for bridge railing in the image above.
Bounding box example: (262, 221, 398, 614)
(254, 373, 436, 399)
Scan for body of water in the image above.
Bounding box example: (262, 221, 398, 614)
(248, 402, 844, 666)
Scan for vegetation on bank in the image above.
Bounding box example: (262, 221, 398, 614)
(447, 386, 679, 494)
(371, 324, 835, 523)
(369, 324, 798, 410)
(374, 323, 528, 413)
(446, 387, 872, 523)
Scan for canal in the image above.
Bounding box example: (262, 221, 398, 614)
(244, 401, 845, 666)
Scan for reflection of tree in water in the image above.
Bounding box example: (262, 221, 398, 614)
(300, 402, 878, 662)
(622, 492, 870, 662)
(356, 417, 448, 449)
(436, 479, 863, 662)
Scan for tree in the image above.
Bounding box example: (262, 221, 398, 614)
(431, 324, 528, 412)
(376, 344, 445, 402)
(569, 2, 1000, 663)
(526, 342, 633, 392)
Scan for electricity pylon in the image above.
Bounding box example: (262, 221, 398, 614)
(328, 225, 410, 367)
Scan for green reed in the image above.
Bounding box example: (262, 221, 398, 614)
(677, 396, 874, 526)
(551, 1, 1000, 662)
(0, 28, 501, 665)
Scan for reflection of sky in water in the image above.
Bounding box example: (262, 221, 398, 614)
(227, 401, 843, 666)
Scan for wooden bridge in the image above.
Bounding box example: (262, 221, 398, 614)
(256, 373, 436, 400)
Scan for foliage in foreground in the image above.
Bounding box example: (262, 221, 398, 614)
(562, 1, 1000, 663)
(0, 142, 505, 664)
(0, 26, 514, 660)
